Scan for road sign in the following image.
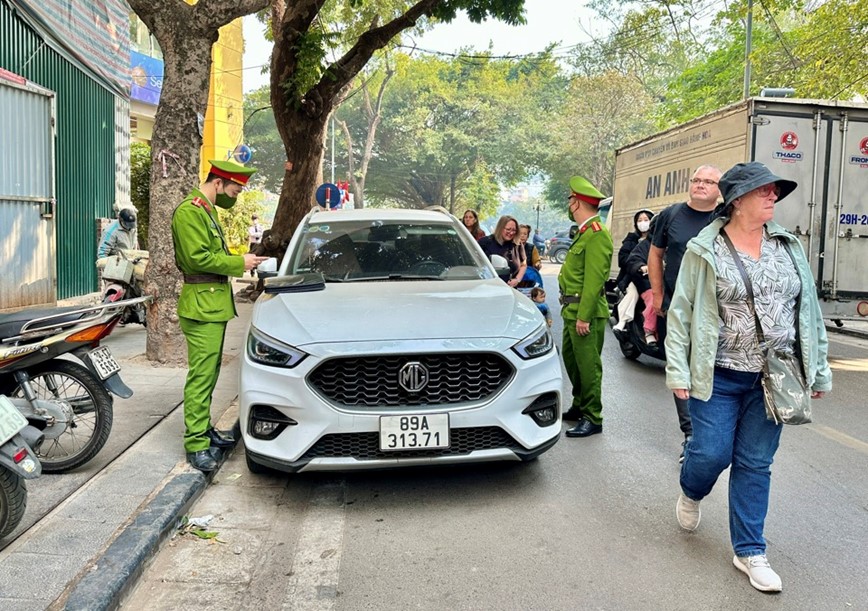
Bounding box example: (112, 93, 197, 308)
(315, 183, 342, 209)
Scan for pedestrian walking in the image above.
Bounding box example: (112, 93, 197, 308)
(558, 175, 613, 437)
(665, 161, 832, 592)
(171, 160, 269, 472)
(647, 165, 722, 460)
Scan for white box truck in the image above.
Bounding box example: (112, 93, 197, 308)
(611, 97, 868, 321)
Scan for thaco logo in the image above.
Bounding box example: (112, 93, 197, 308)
(774, 131, 802, 162)
(850, 137, 868, 167)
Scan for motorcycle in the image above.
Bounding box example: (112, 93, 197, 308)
(98, 249, 149, 326)
(609, 286, 666, 361)
(0, 395, 43, 539)
(0, 299, 147, 473)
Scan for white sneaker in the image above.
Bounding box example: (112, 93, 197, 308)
(676, 492, 701, 531)
(733, 554, 782, 592)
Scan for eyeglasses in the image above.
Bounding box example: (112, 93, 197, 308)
(754, 183, 781, 197)
(689, 178, 718, 186)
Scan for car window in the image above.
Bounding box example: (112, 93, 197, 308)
(290, 220, 495, 281)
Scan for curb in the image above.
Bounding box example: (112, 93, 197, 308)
(62, 471, 207, 611)
(58, 414, 241, 611)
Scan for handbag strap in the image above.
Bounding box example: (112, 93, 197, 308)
(719, 228, 766, 346)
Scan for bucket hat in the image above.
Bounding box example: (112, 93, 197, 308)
(719, 161, 797, 206)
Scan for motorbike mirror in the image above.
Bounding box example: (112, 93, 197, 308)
(257, 257, 278, 279)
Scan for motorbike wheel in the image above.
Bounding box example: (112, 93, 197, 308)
(553, 249, 567, 264)
(8, 360, 113, 473)
(0, 467, 26, 539)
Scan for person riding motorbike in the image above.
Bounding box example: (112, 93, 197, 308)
(98, 207, 139, 258)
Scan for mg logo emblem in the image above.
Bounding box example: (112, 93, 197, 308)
(398, 361, 429, 393)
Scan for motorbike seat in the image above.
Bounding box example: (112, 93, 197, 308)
(0, 306, 86, 341)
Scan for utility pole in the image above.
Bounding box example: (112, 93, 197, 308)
(330, 116, 336, 184)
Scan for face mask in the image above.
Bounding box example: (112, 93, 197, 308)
(215, 193, 237, 209)
(637, 220, 651, 233)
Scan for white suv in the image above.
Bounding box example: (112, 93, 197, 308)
(240, 207, 562, 473)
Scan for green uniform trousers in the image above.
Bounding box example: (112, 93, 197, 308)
(179, 316, 227, 452)
(562, 318, 606, 425)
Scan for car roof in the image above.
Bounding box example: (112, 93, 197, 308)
(306, 207, 457, 224)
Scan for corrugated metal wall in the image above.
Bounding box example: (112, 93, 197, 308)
(1, 0, 118, 300)
(0, 78, 55, 309)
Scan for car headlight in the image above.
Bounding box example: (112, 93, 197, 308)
(511, 324, 554, 360)
(247, 327, 308, 368)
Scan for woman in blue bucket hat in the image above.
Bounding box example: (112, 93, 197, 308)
(664, 161, 832, 592)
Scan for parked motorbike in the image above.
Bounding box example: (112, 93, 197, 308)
(0, 299, 146, 473)
(609, 288, 666, 361)
(98, 249, 149, 326)
(0, 395, 43, 539)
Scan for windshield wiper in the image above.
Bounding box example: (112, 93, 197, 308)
(341, 274, 444, 282)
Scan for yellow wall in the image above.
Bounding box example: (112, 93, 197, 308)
(200, 18, 245, 179)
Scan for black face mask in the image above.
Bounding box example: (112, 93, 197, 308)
(214, 180, 239, 209)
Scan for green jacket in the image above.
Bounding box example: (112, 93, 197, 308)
(171, 188, 244, 322)
(558, 216, 614, 321)
(665, 217, 833, 401)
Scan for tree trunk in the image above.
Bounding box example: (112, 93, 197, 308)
(144, 35, 218, 365)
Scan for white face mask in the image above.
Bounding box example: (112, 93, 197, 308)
(637, 220, 651, 233)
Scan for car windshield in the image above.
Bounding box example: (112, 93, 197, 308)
(289, 219, 496, 282)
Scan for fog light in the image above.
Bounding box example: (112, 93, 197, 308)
(249, 405, 297, 440)
(522, 392, 559, 427)
(253, 421, 281, 437)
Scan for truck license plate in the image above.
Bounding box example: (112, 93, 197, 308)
(0, 395, 28, 446)
(379, 414, 450, 451)
(88, 346, 121, 380)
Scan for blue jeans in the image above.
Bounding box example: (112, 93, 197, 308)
(680, 367, 783, 557)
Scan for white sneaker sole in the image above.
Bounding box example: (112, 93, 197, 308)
(732, 556, 783, 592)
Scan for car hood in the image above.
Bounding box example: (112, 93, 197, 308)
(251, 279, 543, 347)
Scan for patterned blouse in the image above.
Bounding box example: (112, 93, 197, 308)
(713, 229, 801, 372)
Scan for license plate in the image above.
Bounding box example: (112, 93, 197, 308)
(0, 395, 28, 446)
(379, 413, 450, 451)
(88, 346, 120, 380)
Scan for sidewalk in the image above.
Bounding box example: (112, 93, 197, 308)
(0, 290, 253, 611)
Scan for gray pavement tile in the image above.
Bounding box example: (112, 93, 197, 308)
(0, 598, 54, 611)
(0, 551, 80, 599)
(6, 516, 111, 557)
(54, 491, 145, 523)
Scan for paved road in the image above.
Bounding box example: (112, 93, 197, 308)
(123, 269, 868, 610)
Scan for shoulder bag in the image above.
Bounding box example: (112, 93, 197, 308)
(720, 230, 812, 425)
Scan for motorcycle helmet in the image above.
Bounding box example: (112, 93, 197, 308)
(118, 208, 137, 230)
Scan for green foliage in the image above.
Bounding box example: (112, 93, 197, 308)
(243, 87, 284, 192)
(217, 190, 267, 253)
(130, 142, 151, 246)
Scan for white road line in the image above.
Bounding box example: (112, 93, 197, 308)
(282, 481, 347, 611)
(810, 424, 868, 455)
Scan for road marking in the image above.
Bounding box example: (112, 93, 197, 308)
(282, 481, 346, 611)
(811, 424, 868, 455)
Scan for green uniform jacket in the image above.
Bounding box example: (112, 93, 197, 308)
(558, 216, 614, 322)
(171, 188, 244, 322)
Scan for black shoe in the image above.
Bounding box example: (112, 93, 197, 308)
(208, 445, 224, 462)
(562, 410, 582, 421)
(565, 419, 603, 438)
(206, 428, 235, 449)
(187, 450, 218, 472)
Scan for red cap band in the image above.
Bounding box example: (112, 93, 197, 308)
(572, 192, 602, 206)
(210, 166, 251, 186)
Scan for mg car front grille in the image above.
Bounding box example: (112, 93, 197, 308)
(299, 427, 522, 461)
(307, 353, 514, 408)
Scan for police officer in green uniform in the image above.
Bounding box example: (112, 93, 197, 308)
(558, 176, 614, 438)
(172, 160, 269, 471)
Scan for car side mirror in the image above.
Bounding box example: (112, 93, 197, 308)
(257, 257, 278, 279)
(490, 254, 511, 281)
